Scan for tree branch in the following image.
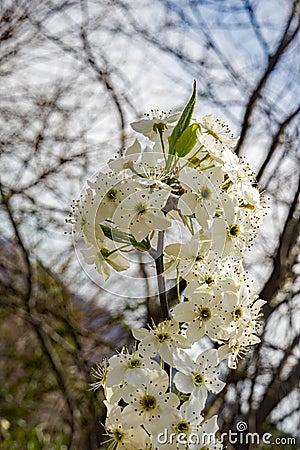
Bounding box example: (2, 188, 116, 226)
(257, 104, 300, 182)
(256, 359, 300, 431)
(236, 0, 300, 154)
(154, 231, 170, 321)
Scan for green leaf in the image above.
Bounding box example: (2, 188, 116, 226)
(173, 123, 199, 157)
(130, 236, 151, 251)
(101, 225, 132, 244)
(168, 80, 197, 155)
(100, 224, 150, 251)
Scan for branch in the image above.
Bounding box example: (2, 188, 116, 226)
(256, 358, 300, 431)
(257, 104, 300, 182)
(260, 175, 300, 316)
(154, 231, 170, 321)
(236, 0, 300, 153)
(243, 0, 269, 56)
(80, 0, 126, 151)
(0, 182, 80, 447)
(0, 182, 32, 302)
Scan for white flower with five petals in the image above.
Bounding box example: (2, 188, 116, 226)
(121, 369, 180, 434)
(201, 114, 239, 147)
(218, 323, 261, 369)
(131, 110, 179, 142)
(113, 187, 171, 241)
(132, 319, 191, 366)
(164, 232, 212, 282)
(171, 292, 230, 343)
(106, 345, 161, 388)
(152, 396, 204, 450)
(189, 415, 223, 450)
(178, 166, 223, 217)
(173, 349, 225, 405)
(105, 406, 151, 450)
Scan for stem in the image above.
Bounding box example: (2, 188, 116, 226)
(189, 217, 195, 235)
(107, 244, 130, 256)
(200, 164, 215, 171)
(158, 129, 167, 161)
(179, 144, 205, 170)
(176, 268, 181, 303)
(154, 231, 170, 379)
(165, 153, 174, 174)
(154, 231, 170, 321)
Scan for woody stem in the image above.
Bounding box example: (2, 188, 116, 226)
(154, 231, 170, 321)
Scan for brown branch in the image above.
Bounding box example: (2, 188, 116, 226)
(265, 333, 300, 394)
(138, 253, 152, 325)
(257, 104, 300, 182)
(260, 175, 300, 316)
(34, 325, 80, 448)
(256, 358, 300, 432)
(0, 183, 80, 447)
(80, 0, 126, 151)
(9, 153, 85, 194)
(154, 231, 170, 322)
(244, 0, 269, 56)
(117, 0, 238, 123)
(274, 401, 300, 427)
(236, 0, 300, 154)
(0, 182, 32, 302)
(154, 231, 170, 378)
(25, 3, 128, 153)
(243, 179, 300, 428)
(249, 332, 300, 431)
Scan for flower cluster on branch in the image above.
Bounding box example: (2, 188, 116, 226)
(69, 82, 267, 449)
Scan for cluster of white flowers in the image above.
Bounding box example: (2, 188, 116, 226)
(69, 83, 267, 449)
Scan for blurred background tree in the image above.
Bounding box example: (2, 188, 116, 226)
(0, 0, 299, 448)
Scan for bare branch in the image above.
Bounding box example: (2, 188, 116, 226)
(236, 0, 300, 153)
(257, 104, 300, 182)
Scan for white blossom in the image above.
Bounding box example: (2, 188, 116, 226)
(80, 237, 130, 281)
(108, 139, 142, 172)
(131, 110, 179, 142)
(71, 188, 104, 243)
(173, 349, 225, 405)
(200, 114, 239, 147)
(106, 345, 161, 387)
(132, 319, 191, 365)
(189, 415, 223, 450)
(113, 187, 171, 241)
(152, 397, 204, 450)
(163, 232, 212, 282)
(220, 285, 265, 331)
(218, 324, 261, 369)
(215, 197, 255, 257)
(171, 292, 230, 343)
(88, 174, 144, 227)
(178, 165, 224, 218)
(105, 406, 151, 450)
(121, 369, 180, 434)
